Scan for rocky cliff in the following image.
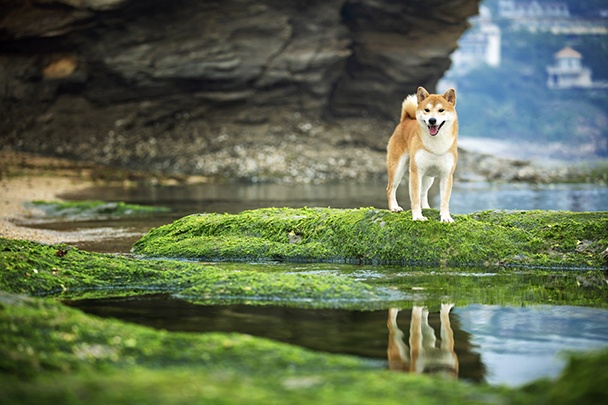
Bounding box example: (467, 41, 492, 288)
(1, 0, 480, 182)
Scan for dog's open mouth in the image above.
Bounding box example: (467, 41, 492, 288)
(428, 121, 445, 136)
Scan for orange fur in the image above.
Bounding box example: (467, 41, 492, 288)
(386, 86, 458, 222)
(387, 305, 459, 378)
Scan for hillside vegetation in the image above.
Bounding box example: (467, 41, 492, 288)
(455, 0, 608, 157)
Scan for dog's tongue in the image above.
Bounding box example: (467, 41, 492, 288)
(429, 125, 439, 136)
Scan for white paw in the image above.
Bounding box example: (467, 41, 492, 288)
(390, 206, 404, 213)
(412, 214, 428, 221)
(440, 215, 454, 223)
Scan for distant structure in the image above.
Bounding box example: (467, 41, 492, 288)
(450, 6, 501, 74)
(498, 0, 608, 34)
(438, 6, 501, 92)
(546, 47, 600, 89)
(498, 0, 569, 19)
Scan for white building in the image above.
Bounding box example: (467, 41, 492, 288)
(546, 47, 593, 89)
(451, 6, 501, 74)
(497, 0, 607, 34)
(438, 6, 501, 92)
(498, 0, 570, 19)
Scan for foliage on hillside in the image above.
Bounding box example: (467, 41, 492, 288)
(455, 0, 608, 155)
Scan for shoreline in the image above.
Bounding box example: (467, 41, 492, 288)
(0, 150, 106, 245)
(0, 174, 92, 245)
(1, 147, 606, 247)
(0, 150, 206, 246)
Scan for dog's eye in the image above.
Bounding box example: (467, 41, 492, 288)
(439, 109, 445, 113)
(424, 109, 430, 113)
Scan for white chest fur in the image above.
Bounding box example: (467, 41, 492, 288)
(413, 149, 455, 177)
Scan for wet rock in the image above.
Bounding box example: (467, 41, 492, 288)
(0, 0, 480, 182)
(132, 207, 608, 269)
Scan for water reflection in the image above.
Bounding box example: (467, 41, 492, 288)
(457, 304, 608, 386)
(63, 294, 608, 386)
(387, 305, 459, 378)
(63, 296, 488, 381)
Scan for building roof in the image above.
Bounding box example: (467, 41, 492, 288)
(555, 46, 582, 59)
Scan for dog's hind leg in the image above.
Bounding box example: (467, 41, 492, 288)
(387, 153, 409, 212)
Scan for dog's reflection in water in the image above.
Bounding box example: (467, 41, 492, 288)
(387, 304, 459, 378)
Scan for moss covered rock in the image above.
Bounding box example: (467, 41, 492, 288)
(0, 238, 388, 307)
(2, 237, 606, 308)
(28, 200, 170, 220)
(132, 208, 608, 269)
(1, 291, 607, 404)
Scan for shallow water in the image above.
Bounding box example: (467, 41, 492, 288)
(48, 181, 608, 253)
(64, 294, 608, 387)
(31, 180, 608, 387)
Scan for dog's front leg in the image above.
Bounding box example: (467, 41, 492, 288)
(439, 173, 454, 223)
(387, 308, 410, 371)
(439, 303, 455, 353)
(409, 165, 427, 221)
(421, 176, 434, 209)
(440, 303, 459, 375)
(409, 306, 423, 373)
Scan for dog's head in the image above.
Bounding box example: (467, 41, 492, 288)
(416, 87, 457, 137)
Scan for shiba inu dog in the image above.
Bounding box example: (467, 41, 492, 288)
(386, 87, 458, 222)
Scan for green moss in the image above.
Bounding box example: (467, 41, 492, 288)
(365, 268, 608, 308)
(2, 238, 606, 309)
(1, 292, 607, 405)
(132, 208, 608, 269)
(1, 235, 607, 403)
(0, 238, 193, 296)
(177, 271, 380, 304)
(0, 238, 388, 306)
(0, 291, 372, 379)
(520, 348, 608, 405)
(29, 200, 170, 219)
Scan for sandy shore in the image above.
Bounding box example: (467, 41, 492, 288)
(0, 151, 99, 244)
(0, 150, 199, 246)
(0, 175, 93, 244)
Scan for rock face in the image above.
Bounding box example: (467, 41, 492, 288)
(0, 0, 480, 182)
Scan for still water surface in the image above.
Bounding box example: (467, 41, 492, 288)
(62, 181, 608, 216)
(65, 295, 608, 387)
(52, 181, 608, 253)
(46, 181, 608, 387)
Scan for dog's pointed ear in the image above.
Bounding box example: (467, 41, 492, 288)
(443, 88, 456, 106)
(417, 87, 430, 103)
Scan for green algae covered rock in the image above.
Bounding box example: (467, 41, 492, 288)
(2, 237, 607, 308)
(132, 208, 608, 269)
(0, 238, 389, 307)
(28, 200, 170, 220)
(1, 291, 607, 405)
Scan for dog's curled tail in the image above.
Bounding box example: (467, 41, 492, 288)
(400, 94, 418, 122)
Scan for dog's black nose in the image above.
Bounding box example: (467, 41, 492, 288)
(428, 118, 437, 125)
